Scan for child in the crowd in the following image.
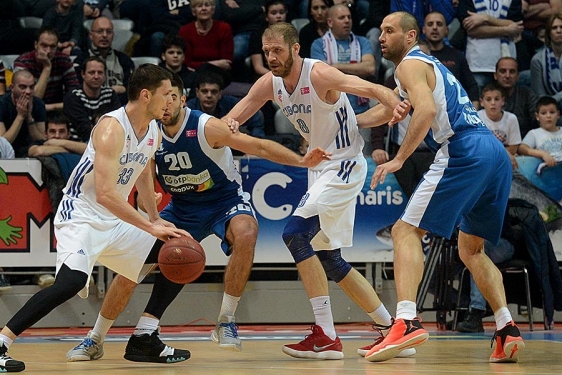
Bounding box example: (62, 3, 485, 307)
(518, 96, 562, 169)
(478, 81, 522, 170)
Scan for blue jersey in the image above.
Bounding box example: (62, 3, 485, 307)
(155, 107, 243, 205)
(396, 47, 488, 153)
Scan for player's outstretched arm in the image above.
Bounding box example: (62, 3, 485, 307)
(204, 117, 331, 168)
(227, 74, 275, 126)
(311, 62, 401, 110)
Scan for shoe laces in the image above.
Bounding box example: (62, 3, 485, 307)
(300, 325, 323, 345)
(220, 321, 239, 339)
(74, 337, 97, 350)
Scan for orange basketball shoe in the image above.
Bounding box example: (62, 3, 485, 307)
(282, 325, 344, 360)
(490, 321, 525, 363)
(365, 318, 428, 362)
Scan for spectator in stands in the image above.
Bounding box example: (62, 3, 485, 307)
(187, 72, 265, 138)
(159, 35, 197, 99)
(83, 0, 113, 19)
(494, 57, 539, 138)
(74, 17, 135, 105)
(0, 61, 5, 95)
(14, 27, 80, 112)
(390, 0, 458, 28)
(178, 0, 234, 87)
(249, 0, 288, 79)
(477, 81, 522, 169)
(311, 4, 375, 115)
(423, 10, 479, 108)
(63, 56, 121, 142)
(531, 14, 562, 106)
(133, 0, 194, 58)
(28, 111, 86, 157)
(0, 0, 36, 55)
(0, 70, 47, 157)
(42, 0, 85, 55)
(216, 0, 265, 80)
(457, 0, 524, 91)
(518, 95, 562, 166)
(299, 0, 334, 58)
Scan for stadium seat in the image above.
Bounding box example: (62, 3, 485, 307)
(18, 17, 43, 29)
(131, 56, 161, 66)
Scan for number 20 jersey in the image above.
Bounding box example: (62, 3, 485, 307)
(155, 107, 243, 205)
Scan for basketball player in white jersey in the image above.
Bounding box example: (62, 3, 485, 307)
(0, 64, 190, 373)
(360, 12, 524, 363)
(226, 22, 409, 360)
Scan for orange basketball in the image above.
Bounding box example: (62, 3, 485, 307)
(158, 236, 206, 284)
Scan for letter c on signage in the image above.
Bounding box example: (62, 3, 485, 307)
(251, 172, 293, 220)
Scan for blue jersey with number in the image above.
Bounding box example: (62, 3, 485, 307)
(395, 47, 488, 153)
(155, 107, 243, 205)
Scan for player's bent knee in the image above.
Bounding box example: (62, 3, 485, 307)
(282, 216, 320, 264)
(316, 249, 352, 283)
(51, 265, 89, 299)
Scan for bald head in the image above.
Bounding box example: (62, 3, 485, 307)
(396, 11, 420, 43)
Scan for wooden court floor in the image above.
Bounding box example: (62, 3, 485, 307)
(8, 324, 562, 374)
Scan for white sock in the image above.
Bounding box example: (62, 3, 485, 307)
(396, 300, 417, 320)
(92, 313, 114, 342)
(494, 307, 513, 330)
(133, 316, 159, 337)
(219, 293, 240, 318)
(368, 304, 393, 334)
(0, 334, 13, 349)
(311, 296, 337, 340)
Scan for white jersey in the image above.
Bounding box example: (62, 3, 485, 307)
(272, 58, 364, 170)
(55, 107, 160, 224)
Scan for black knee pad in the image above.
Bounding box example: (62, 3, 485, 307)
(316, 249, 352, 283)
(282, 216, 320, 264)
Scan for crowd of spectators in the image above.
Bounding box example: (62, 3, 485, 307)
(1, 0, 562, 293)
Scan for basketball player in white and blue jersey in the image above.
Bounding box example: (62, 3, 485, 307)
(68, 74, 330, 359)
(226, 22, 415, 360)
(0, 65, 192, 373)
(360, 12, 525, 363)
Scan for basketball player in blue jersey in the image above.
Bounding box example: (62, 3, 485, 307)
(358, 12, 525, 363)
(226, 22, 416, 360)
(0, 65, 191, 373)
(67, 74, 331, 361)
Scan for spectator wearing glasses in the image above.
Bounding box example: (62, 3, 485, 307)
(74, 16, 135, 104)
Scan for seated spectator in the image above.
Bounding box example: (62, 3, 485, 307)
(518, 95, 562, 166)
(83, 0, 113, 19)
(178, 0, 234, 87)
(14, 26, 80, 112)
(133, 0, 194, 58)
(249, 0, 288, 79)
(423, 10, 479, 108)
(0, 70, 47, 157)
(42, 0, 85, 55)
(391, 0, 457, 29)
(0, 0, 36, 55)
(64, 56, 121, 142)
(28, 111, 86, 157)
(531, 14, 562, 106)
(299, 0, 333, 58)
(311, 4, 375, 115)
(494, 57, 539, 138)
(216, 0, 265, 80)
(187, 72, 265, 138)
(74, 17, 135, 105)
(159, 35, 197, 99)
(477, 81, 521, 169)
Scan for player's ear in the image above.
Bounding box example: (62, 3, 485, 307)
(140, 88, 150, 102)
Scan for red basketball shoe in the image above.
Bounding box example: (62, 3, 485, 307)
(282, 325, 343, 360)
(365, 317, 428, 362)
(490, 321, 525, 363)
